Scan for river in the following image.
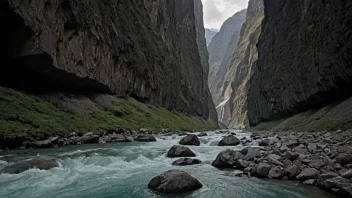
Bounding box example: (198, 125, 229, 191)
(0, 130, 334, 198)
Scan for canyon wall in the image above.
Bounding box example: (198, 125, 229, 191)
(207, 10, 247, 124)
(227, 0, 264, 128)
(1, 0, 216, 124)
(248, 0, 352, 126)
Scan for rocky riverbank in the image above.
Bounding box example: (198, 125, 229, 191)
(211, 130, 352, 197)
(0, 129, 163, 151)
(147, 130, 352, 197)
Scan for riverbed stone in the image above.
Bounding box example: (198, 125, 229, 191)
(167, 145, 196, 158)
(286, 151, 299, 161)
(148, 170, 202, 194)
(341, 170, 352, 179)
(34, 137, 59, 148)
(135, 135, 156, 142)
(179, 135, 200, 146)
(256, 163, 272, 177)
(321, 176, 351, 190)
(303, 179, 316, 185)
(317, 172, 339, 187)
(336, 187, 352, 198)
(1, 159, 59, 174)
(218, 135, 240, 146)
(172, 158, 202, 166)
(212, 149, 244, 169)
(297, 168, 320, 181)
(336, 154, 352, 165)
(268, 166, 283, 179)
(198, 132, 207, 137)
(259, 139, 270, 146)
(267, 154, 284, 166)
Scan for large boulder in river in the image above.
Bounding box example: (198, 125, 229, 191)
(211, 149, 244, 168)
(1, 159, 59, 174)
(179, 135, 200, 146)
(135, 135, 156, 142)
(172, 158, 202, 166)
(167, 145, 196, 158)
(218, 135, 240, 146)
(148, 170, 202, 194)
(297, 168, 320, 181)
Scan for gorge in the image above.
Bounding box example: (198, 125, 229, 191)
(1, 0, 352, 197)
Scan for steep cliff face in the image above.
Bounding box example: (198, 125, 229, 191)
(248, 0, 352, 126)
(193, 0, 218, 125)
(205, 28, 217, 45)
(226, 0, 264, 128)
(0, 0, 215, 123)
(207, 10, 247, 123)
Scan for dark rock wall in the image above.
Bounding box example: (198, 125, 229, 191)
(2, 0, 216, 122)
(248, 0, 352, 126)
(193, 0, 218, 125)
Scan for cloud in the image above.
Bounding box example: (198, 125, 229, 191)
(202, 0, 249, 29)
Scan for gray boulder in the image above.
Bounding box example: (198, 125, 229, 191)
(268, 166, 283, 179)
(341, 170, 352, 179)
(285, 165, 299, 179)
(321, 176, 350, 190)
(198, 132, 207, 137)
(259, 139, 270, 146)
(212, 149, 244, 169)
(297, 168, 320, 181)
(1, 159, 59, 174)
(148, 170, 202, 194)
(336, 187, 352, 198)
(219, 135, 240, 146)
(135, 135, 156, 142)
(336, 154, 352, 165)
(35, 137, 59, 148)
(167, 145, 196, 158)
(317, 172, 339, 187)
(179, 135, 200, 146)
(256, 163, 272, 177)
(172, 158, 202, 166)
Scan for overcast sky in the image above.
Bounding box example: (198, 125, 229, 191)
(202, 0, 249, 29)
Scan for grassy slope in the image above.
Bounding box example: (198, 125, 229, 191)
(0, 87, 214, 139)
(252, 96, 352, 132)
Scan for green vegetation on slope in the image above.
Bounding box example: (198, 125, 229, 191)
(252, 96, 352, 132)
(0, 87, 214, 139)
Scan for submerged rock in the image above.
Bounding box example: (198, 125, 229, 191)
(179, 135, 200, 146)
(167, 145, 196, 158)
(148, 170, 202, 194)
(198, 132, 207, 137)
(218, 135, 240, 146)
(172, 158, 202, 166)
(1, 159, 59, 174)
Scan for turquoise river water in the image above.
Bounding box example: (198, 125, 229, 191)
(0, 130, 334, 198)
